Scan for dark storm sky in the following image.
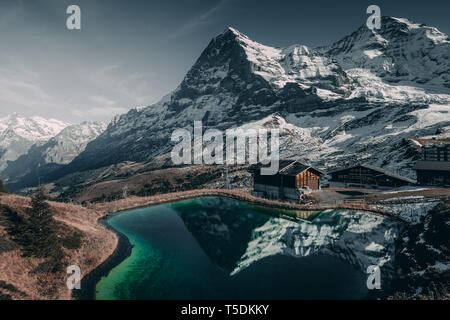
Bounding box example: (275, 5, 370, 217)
(0, 0, 449, 122)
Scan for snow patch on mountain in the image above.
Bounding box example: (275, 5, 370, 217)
(283, 103, 450, 176)
(374, 201, 440, 225)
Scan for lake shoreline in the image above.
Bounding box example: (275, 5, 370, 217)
(72, 215, 133, 300)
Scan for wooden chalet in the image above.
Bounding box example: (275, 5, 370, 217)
(329, 164, 416, 189)
(250, 160, 323, 202)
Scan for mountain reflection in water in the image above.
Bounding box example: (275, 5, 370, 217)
(95, 197, 399, 300)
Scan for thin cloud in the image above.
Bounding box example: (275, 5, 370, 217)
(0, 66, 54, 112)
(169, 0, 228, 39)
(88, 65, 157, 106)
(70, 106, 128, 119)
(90, 95, 116, 107)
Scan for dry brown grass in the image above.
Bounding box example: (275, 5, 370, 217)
(73, 165, 220, 202)
(0, 193, 117, 300)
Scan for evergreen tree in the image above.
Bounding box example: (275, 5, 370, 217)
(5, 188, 64, 271)
(26, 188, 62, 262)
(0, 179, 8, 193)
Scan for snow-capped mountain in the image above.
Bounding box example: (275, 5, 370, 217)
(224, 28, 352, 98)
(43, 121, 107, 165)
(2, 121, 107, 189)
(0, 113, 69, 172)
(322, 17, 450, 94)
(19, 17, 450, 185)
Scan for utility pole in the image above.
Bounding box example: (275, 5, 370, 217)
(223, 166, 230, 189)
(122, 184, 128, 199)
(360, 166, 366, 203)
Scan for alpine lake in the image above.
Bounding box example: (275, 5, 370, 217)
(78, 197, 399, 300)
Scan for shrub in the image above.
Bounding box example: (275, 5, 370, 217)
(0, 291, 12, 300)
(0, 236, 18, 253)
(60, 227, 83, 250)
(0, 281, 26, 299)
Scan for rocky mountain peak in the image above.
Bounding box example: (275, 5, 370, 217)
(323, 16, 450, 91)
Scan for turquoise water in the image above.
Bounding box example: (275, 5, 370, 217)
(95, 197, 370, 300)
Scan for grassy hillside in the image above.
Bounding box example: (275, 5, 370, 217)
(0, 193, 116, 300)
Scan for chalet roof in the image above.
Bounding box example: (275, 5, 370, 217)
(329, 164, 416, 184)
(412, 138, 450, 146)
(279, 161, 309, 176)
(414, 160, 450, 172)
(250, 160, 324, 176)
(279, 161, 324, 176)
(422, 141, 450, 148)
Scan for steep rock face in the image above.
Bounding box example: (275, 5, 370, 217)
(2, 121, 106, 190)
(0, 113, 68, 172)
(53, 28, 349, 176)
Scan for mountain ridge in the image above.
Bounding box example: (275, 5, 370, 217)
(2, 121, 107, 190)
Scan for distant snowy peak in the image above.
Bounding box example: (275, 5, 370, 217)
(1, 120, 107, 187)
(44, 121, 107, 164)
(322, 16, 450, 91)
(0, 113, 69, 147)
(0, 113, 69, 172)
